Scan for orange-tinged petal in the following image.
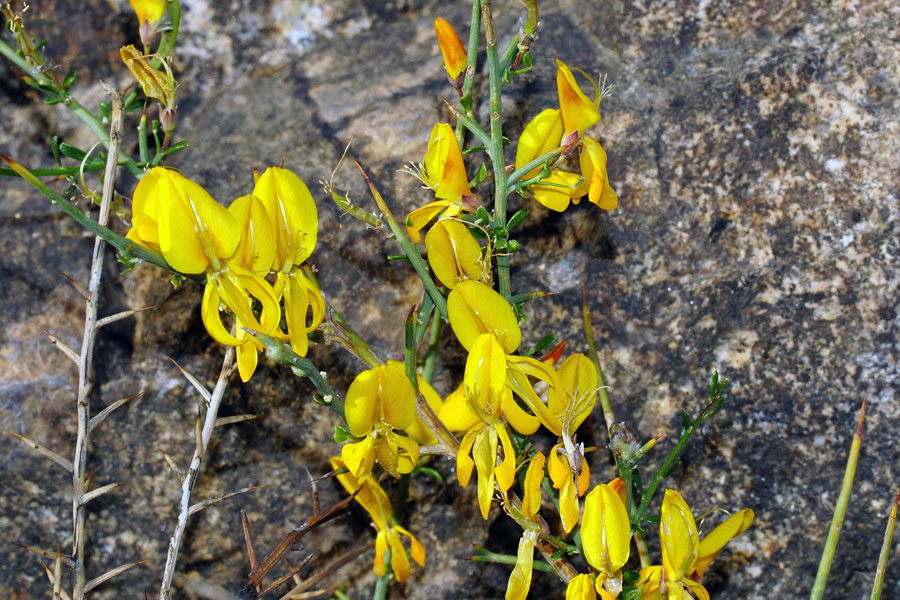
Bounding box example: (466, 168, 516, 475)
(660, 489, 699, 580)
(341, 436, 376, 481)
(424, 123, 473, 201)
(434, 18, 466, 79)
(556, 59, 600, 136)
(129, 0, 166, 25)
(692, 508, 754, 580)
(505, 529, 538, 600)
(558, 476, 580, 533)
(531, 168, 582, 212)
(254, 167, 318, 269)
(448, 281, 521, 354)
(608, 477, 627, 507)
(388, 528, 411, 582)
(521, 452, 545, 519)
(547, 444, 568, 489)
(425, 219, 486, 289)
(406, 199, 455, 243)
(438, 382, 481, 432)
(579, 137, 618, 211)
(373, 529, 388, 576)
(577, 459, 591, 496)
(566, 574, 597, 600)
(396, 525, 426, 567)
(515, 108, 564, 176)
(229, 193, 275, 274)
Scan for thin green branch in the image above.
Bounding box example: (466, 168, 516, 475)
(870, 487, 900, 600)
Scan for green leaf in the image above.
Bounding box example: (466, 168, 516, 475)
(507, 239, 520, 253)
(470, 162, 489, 185)
(61, 69, 77, 90)
(523, 334, 556, 358)
(679, 410, 692, 436)
(333, 425, 352, 443)
(660, 460, 682, 479)
(412, 466, 445, 484)
(459, 93, 473, 113)
(507, 209, 529, 230)
(387, 254, 408, 261)
(462, 145, 486, 155)
(59, 142, 87, 160)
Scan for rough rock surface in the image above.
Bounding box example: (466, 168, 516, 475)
(1, 0, 898, 598)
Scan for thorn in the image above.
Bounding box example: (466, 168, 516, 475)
(168, 357, 211, 404)
(14, 542, 74, 568)
(96, 305, 155, 329)
(89, 392, 142, 434)
(159, 449, 184, 482)
(39, 327, 80, 365)
(84, 559, 150, 593)
(7, 430, 73, 473)
(188, 485, 264, 517)
(241, 509, 259, 577)
(60, 271, 90, 300)
(214, 414, 260, 428)
(306, 468, 319, 516)
(80, 481, 125, 506)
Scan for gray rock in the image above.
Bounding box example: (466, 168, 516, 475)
(1, 0, 898, 598)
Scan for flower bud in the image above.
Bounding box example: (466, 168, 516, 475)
(434, 18, 466, 87)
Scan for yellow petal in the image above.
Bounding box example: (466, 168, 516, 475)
(581, 483, 631, 574)
(505, 530, 537, 600)
(515, 108, 564, 176)
(388, 359, 441, 445)
(608, 476, 628, 507)
(559, 476, 580, 533)
(373, 529, 388, 576)
(660, 489, 699, 580)
(424, 123, 472, 200)
(229, 193, 275, 275)
(448, 281, 521, 354)
(579, 137, 618, 211)
(692, 508, 754, 580)
(344, 369, 381, 436)
(530, 168, 582, 213)
(521, 452, 545, 519)
(506, 357, 563, 435)
(396, 525, 426, 567)
(682, 579, 710, 600)
(129, 0, 166, 25)
(456, 424, 482, 488)
(341, 436, 376, 482)
(406, 199, 455, 243)
(465, 333, 508, 419)
(438, 382, 481, 432)
(235, 337, 258, 383)
(547, 444, 568, 489)
(502, 387, 540, 435)
(200, 280, 242, 346)
(232, 266, 281, 334)
(577, 459, 591, 497)
(494, 423, 517, 492)
(425, 219, 486, 289)
(566, 574, 597, 600)
(637, 565, 663, 600)
(388, 528, 411, 582)
(472, 427, 497, 519)
(555, 353, 599, 429)
(377, 365, 417, 430)
(392, 431, 421, 475)
(434, 18, 466, 79)
(154, 169, 240, 274)
(254, 167, 318, 270)
(556, 59, 600, 136)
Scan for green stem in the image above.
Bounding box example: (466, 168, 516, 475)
(138, 108, 149, 165)
(0, 163, 104, 177)
(811, 401, 866, 600)
(468, 547, 555, 574)
(508, 147, 563, 187)
(328, 308, 385, 368)
(422, 311, 442, 384)
(870, 488, 900, 600)
(404, 306, 419, 390)
(454, 0, 481, 149)
(373, 551, 390, 600)
(479, 0, 512, 300)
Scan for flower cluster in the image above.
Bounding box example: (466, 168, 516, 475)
(126, 166, 324, 382)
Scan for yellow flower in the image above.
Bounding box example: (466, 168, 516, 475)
(434, 18, 466, 80)
(566, 574, 598, 600)
(129, 0, 166, 27)
(385, 359, 442, 446)
(556, 59, 601, 137)
(638, 490, 709, 600)
(581, 483, 631, 599)
(547, 443, 590, 533)
(330, 457, 425, 581)
(341, 365, 420, 480)
(405, 123, 473, 242)
(577, 137, 618, 211)
(253, 167, 325, 357)
(514, 108, 582, 212)
(126, 167, 280, 351)
(425, 219, 490, 289)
